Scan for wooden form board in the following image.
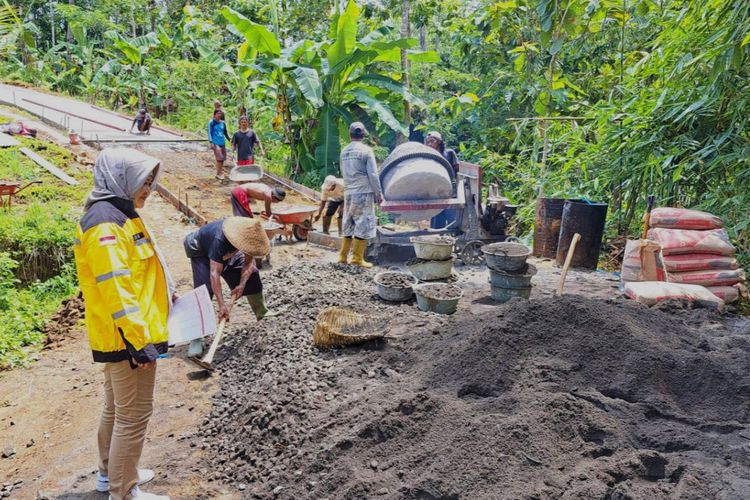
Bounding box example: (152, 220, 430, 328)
(20, 147, 79, 185)
(0, 133, 20, 148)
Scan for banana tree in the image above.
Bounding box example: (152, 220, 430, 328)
(220, 0, 437, 179)
(104, 30, 161, 106)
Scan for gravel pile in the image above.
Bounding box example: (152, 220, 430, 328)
(200, 262, 750, 499)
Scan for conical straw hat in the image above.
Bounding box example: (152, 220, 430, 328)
(222, 217, 271, 256)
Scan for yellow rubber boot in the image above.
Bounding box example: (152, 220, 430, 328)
(338, 237, 352, 264)
(351, 239, 373, 268)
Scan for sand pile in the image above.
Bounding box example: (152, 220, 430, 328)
(199, 262, 750, 499)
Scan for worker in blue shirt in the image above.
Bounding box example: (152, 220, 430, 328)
(208, 109, 231, 180)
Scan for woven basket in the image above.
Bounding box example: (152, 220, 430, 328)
(312, 307, 389, 348)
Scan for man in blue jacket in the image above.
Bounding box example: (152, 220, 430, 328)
(208, 109, 231, 180)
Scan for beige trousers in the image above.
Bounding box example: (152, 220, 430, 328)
(97, 360, 156, 500)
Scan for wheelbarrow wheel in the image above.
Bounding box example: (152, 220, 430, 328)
(293, 220, 313, 241)
(460, 240, 485, 266)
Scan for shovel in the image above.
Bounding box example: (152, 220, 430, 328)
(189, 297, 236, 372)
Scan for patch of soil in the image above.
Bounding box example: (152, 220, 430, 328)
(375, 272, 416, 288)
(43, 293, 85, 349)
(415, 283, 462, 300)
(201, 262, 750, 499)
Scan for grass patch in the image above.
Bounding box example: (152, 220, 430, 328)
(0, 131, 90, 369)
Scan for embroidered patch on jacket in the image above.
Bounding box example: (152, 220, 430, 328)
(99, 235, 117, 246)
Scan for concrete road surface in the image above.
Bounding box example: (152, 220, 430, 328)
(0, 83, 190, 143)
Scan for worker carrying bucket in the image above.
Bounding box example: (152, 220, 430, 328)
(338, 122, 382, 267)
(183, 217, 279, 359)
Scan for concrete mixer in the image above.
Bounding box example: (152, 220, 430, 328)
(373, 141, 518, 264)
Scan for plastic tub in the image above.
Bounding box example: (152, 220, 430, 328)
(414, 283, 463, 314)
(410, 235, 455, 261)
(406, 258, 454, 281)
(374, 271, 418, 302)
(488, 264, 537, 289)
(490, 285, 532, 303)
(482, 242, 532, 272)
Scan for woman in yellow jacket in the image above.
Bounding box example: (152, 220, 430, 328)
(74, 149, 172, 500)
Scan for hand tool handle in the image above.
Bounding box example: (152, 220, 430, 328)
(557, 233, 581, 296)
(200, 297, 236, 366)
(642, 194, 656, 239)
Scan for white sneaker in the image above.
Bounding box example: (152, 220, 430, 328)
(96, 468, 155, 492)
(108, 486, 169, 500)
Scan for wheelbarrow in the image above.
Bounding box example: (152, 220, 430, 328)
(264, 204, 318, 241)
(228, 161, 264, 182)
(0, 180, 42, 210)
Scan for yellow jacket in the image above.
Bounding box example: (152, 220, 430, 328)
(74, 198, 170, 363)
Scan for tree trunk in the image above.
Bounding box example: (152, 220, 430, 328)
(130, 0, 138, 37)
(66, 0, 74, 44)
(419, 24, 426, 51)
(399, 0, 411, 144)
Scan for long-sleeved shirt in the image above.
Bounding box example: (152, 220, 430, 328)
(340, 141, 381, 196)
(208, 119, 230, 146)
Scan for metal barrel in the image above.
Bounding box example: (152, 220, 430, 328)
(533, 197, 567, 258)
(555, 200, 609, 270)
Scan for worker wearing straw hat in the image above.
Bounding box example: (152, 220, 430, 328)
(183, 217, 277, 357)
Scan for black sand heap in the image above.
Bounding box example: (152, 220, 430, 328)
(200, 262, 750, 499)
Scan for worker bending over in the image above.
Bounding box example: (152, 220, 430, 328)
(230, 182, 286, 218)
(338, 122, 382, 267)
(129, 108, 152, 135)
(314, 175, 345, 235)
(183, 217, 277, 358)
(426, 131, 460, 229)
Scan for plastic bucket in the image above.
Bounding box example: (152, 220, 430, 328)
(555, 200, 608, 270)
(414, 283, 463, 314)
(488, 264, 537, 289)
(490, 285, 532, 303)
(374, 271, 418, 302)
(406, 258, 454, 281)
(482, 242, 532, 272)
(410, 235, 455, 261)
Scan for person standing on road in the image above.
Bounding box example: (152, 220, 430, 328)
(208, 109, 231, 180)
(74, 148, 174, 500)
(231, 116, 265, 166)
(183, 217, 278, 358)
(338, 122, 382, 267)
(314, 175, 345, 236)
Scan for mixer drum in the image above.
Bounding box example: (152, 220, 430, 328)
(379, 142, 455, 221)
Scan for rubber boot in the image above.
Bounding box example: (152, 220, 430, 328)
(350, 239, 373, 268)
(247, 293, 280, 320)
(322, 216, 332, 235)
(337, 217, 342, 236)
(338, 237, 352, 264)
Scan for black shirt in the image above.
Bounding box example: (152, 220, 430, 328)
(443, 148, 459, 172)
(184, 220, 236, 263)
(231, 129, 259, 160)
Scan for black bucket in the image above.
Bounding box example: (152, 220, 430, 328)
(555, 200, 608, 270)
(533, 198, 566, 258)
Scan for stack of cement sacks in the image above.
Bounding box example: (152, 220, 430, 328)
(647, 208, 745, 303)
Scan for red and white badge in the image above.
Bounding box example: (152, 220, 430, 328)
(99, 235, 117, 246)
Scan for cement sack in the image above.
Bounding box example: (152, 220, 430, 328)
(706, 285, 740, 304)
(620, 239, 666, 284)
(647, 228, 735, 256)
(668, 269, 745, 287)
(624, 282, 724, 311)
(663, 254, 738, 273)
(649, 207, 724, 230)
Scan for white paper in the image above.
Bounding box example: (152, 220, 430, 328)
(167, 285, 217, 344)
